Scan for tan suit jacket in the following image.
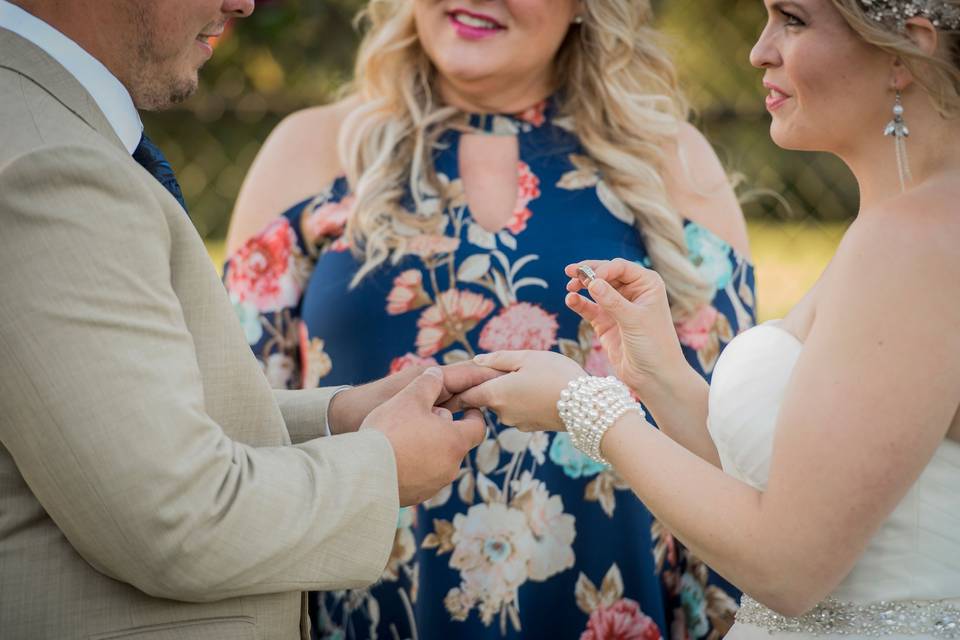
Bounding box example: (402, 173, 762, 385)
(0, 28, 399, 640)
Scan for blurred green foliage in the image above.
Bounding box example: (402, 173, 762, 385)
(144, 0, 858, 242)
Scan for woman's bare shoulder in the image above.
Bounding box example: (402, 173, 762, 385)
(823, 179, 960, 327)
(662, 122, 751, 259)
(226, 95, 361, 255)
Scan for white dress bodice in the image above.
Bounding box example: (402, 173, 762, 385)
(707, 323, 960, 638)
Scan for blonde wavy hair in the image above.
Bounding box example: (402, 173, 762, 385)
(335, 0, 714, 319)
(830, 0, 960, 117)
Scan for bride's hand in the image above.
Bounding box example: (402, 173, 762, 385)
(450, 350, 586, 432)
(564, 259, 688, 398)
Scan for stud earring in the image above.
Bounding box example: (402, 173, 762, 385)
(884, 90, 913, 191)
(572, 15, 584, 24)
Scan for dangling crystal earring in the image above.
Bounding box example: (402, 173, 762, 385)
(884, 90, 913, 191)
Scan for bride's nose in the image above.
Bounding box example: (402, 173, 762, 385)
(750, 24, 782, 69)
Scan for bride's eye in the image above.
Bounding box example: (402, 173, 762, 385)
(780, 9, 806, 28)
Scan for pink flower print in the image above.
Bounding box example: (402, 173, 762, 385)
(407, 234, 461, 258)
(389, 353, 439, 376)
(675, 305, 719, 350)
(416, 289, 495, 357)
(582, 599, 663, 640)
(226, 218, 306, 312)
(478, 303, 558, 352)
(505, 162, 541, 235)
(517, 101, 547, 127)
(584, 335, 617, 378)
(506, 208, 533, 235)
(387, 269, 430, 315)
(304, 194, 354, 244)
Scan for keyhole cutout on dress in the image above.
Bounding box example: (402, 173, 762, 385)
(458, 133, 520, 234)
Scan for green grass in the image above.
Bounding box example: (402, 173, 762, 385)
(204, 219, 850, 323)
(746, 220, 848, 321)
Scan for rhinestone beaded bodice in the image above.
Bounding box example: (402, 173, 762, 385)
(707, 323, 960, 637)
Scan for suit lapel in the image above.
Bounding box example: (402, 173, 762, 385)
(0, 27, 128, 154)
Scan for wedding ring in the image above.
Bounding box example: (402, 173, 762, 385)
(576, 265, 597, 286)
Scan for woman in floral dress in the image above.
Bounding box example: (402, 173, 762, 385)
(224, 1, 755, 638)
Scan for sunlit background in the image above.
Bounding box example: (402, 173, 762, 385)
(143, 0, 857, 321)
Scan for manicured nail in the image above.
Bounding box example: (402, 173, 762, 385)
(425, 366, 442, 378)
(474, 354, 490, 365)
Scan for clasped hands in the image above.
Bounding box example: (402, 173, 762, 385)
(337, 258, 686, 506)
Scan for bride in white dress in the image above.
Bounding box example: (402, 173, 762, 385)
(449, 0, 960, 637)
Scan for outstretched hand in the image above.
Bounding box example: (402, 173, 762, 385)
(563, 259, 688, 398)
(446, 350, 586, 432)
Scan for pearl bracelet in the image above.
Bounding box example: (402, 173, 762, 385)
(556, 376, 644, 464)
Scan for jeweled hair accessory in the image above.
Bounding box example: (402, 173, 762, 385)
(858, 0, 960, 31)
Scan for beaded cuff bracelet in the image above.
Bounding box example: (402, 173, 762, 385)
(557, 375, 644, 464)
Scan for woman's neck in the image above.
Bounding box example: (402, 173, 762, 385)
(841, 97, 960, 211)
(436, 72, 555, 114)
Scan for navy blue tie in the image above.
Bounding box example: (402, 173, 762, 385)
(133, 133, 188, 214)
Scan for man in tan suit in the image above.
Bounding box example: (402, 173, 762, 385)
(0, 1, 491, 638)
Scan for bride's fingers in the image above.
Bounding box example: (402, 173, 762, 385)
(453, 377, 506, 412)
(564, 260, 619, 289)
(564, 260, 607, 278)
(594, 258, 656, 289)
(586, 278, 640, 325)
(567, 294, 617, 341)
(566, 277, 584, 293)
(565, 292, 602, 323)
(566, 258, 656, 288)
(440, 392, 482, 413)
(472, 350, 527, 372)
(565, 264, 638, 295)
(567, 275, 632, 295)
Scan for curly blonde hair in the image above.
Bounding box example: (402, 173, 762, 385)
(335, 0, 714, 319)
(830, 0, 960, 117)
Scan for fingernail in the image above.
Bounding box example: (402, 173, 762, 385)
(424, 366, 442, 378)
(473, 354, 490, 365)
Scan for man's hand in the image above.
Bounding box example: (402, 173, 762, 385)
(453, 351, 586, 431)
(360, 368, 486, 506)
(327, 362, 504, 435)
(440, 361, 507, 402)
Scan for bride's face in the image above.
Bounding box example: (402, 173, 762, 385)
(750, 0, 894, 154)
(414, 0, 580, 104)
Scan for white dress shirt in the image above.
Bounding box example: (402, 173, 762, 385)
(0, 0, 142, 153)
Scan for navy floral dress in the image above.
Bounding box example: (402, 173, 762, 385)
(224, 99, 756, 640)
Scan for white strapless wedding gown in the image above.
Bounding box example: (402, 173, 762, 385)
(707, 322, 960, 640)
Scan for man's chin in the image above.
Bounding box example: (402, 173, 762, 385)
(134, 76, 198, 111)
(168, 79, 199, 105)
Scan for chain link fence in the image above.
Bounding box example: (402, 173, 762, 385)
(144, 0, 858, 318)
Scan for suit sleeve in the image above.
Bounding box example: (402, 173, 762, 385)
(0, 145, 398, 602)
(273, 387, 347, 442)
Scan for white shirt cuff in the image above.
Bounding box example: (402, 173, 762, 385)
(322, 385, 353, 437)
